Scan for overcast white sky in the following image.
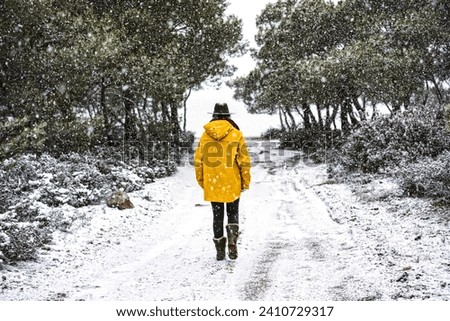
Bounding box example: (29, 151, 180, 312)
(185, 0, 279, 137)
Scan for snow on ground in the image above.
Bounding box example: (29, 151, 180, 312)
(1, 142, 449, 301)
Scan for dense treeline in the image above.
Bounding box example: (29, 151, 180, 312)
(233, 0, 450, 134)
(0, 0, 245, 160)
(233, 0, 450, 200)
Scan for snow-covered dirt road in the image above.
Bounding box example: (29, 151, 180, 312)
(1, 144, 449, 300)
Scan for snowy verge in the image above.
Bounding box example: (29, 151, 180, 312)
(300, 162, 450, 300)
(0, 152, 176, 266)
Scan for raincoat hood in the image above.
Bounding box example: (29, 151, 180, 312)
(204, 120, 233, 141)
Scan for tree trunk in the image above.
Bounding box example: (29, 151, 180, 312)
(422, 82, 430, 106)
(285, 106, 296, 128)
(161, 101, 169, 124)
(281, 108, 291, 131)
(352, 97, 366, 121)
(100, 78, 111, 142)
(136, 96, 148, 161)
(372, 104, 378, 120)
(302, 103, 312, 130)
(152, 99, 159, 122)
(347, 101, 359, 126)
(392, 103, 401, 114)
(135, 97, 144, 126)
(123, 89, 135, 145)
(278, 107, 286, 131)
(430, 76, 444, 105)
(170, 101, 181, 139)
(141, 95, 148, 124)
(325, 104, 338, 131)
(170, 101, 182, 163)
(384, 102, 393, 114)
(340, 103, 350, 135)
(316, 104, 323, 130)
(310, 110, 318, 127)
(294, 105, 305, 121)
(330, 104, 339, 130)
(183, 89, 192, 132)
(324, 104, 331, 131)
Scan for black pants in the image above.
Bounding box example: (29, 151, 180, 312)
(211, 198, 239, 239)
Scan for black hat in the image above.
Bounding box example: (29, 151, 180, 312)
(208, 103, 233, 116)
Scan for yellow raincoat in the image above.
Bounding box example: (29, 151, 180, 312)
(194, 120, 251, 203)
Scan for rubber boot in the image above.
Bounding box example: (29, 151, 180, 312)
(226, 224, 239, 259)
(213, 236, 227, 261)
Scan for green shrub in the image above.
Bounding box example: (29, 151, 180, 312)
(398, 151, 450, 199)
(180, 130, 195, 152)
(0, 117, 46, 160)
(260, 128, 285, 140)
(44, 120, 92, 156)
(0, 117, 100, 161)
(338, 107, 450, 173)
(0, 222, 51, 262)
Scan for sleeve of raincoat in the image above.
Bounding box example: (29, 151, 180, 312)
(193, 138, 204, 188)
(236, 135, 251, 190)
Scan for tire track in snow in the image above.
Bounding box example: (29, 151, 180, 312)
(241, 240, 284, 300)
(239, 156, 310, 300)
(239, 155, 381, 300)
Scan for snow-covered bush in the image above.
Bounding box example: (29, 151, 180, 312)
(338, 107, 450, 173)
(0, 151, 177, 213)
(0, 198, 83, 264)
(179, 130, 196, 153)
(0, 221, 51, 262)
(0, 150, 177, 265)
(261, 128, 285, 140)
(398, 151, 450, 199)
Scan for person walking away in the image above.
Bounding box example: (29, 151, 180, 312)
(194, 103, 251, 260)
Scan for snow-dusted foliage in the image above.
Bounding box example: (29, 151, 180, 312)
(398, 151, 450, 200)
(337, 107, 450, 173)
(0, 0, 244, 161)
(233, 0, 450, 136)
(0, 221, 50, 262)
(0, 151, 176, 265)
